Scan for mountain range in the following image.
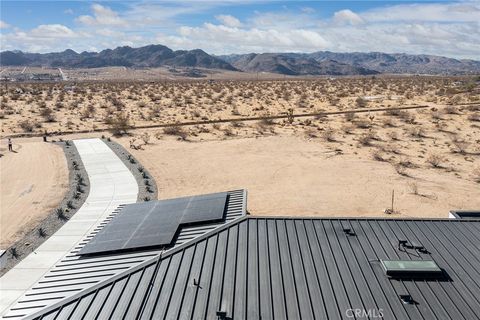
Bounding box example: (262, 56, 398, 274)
(1, 44, 479, 75)
(0, 45, 235, 71)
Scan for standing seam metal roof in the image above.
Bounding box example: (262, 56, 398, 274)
(26, 217, 480, 320)
(2, 190, 246, 319)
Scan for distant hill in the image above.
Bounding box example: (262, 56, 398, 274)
(219, 53, 378, 75)
(220, 51, 480, 75)
(0, 45, 237, 71)
(1, 44, 479, 75)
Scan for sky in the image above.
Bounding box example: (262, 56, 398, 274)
(0, 1, 479, 59)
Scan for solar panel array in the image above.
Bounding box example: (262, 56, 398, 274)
(79, 192, 228, 255)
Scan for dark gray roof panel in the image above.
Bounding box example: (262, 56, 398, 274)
(79, 192, 228, 255)
(3, 190, 247, 320)
(29, 218, 480, 320)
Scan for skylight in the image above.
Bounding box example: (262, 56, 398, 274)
(381, 260, 443, 278)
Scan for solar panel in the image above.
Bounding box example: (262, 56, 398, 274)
(79, 192, 228, 255)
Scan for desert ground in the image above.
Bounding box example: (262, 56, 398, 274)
(116, 134, 480, 218)
(0, 66, 285, 82)
(0, 76, 479, 246)
(1, 76, 478, 136)
(0, 138, 68, 247)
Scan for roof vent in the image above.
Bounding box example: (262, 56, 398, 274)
(381, 260, 444, 279)
(398, 240, 408, 250)
(216, 311, 227, 319)
(343, 228, 356, 236)
(400, 294, 416, 305)
(398, 240, 429, 254)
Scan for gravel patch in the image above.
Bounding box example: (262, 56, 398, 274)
(0, 139, 89, 276)
(103, 137, 158, 202)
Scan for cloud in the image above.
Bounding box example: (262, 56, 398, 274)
(333, 9, 364, 25)
(30, 24, 77, 38)
(301, 7, 316, 14)
(76, 4, 126, 26)
(169, 22, 329, 53)
(1, 1, 479, 59)
(0, 20, 11, 29)
(215, 14, 242, 27)
(1, 24, 85, 52)
(249, 12, 318, 29)
(362, 2, 480, 22)
(64, 9, 74, 15)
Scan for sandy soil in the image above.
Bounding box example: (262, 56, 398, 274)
(0, 77, 478, 248)
(0, 138, 69, 247)
(117, 135, 480, 218)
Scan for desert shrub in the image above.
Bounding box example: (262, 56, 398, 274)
(321, 127, 335, 142)
(82, 105, 96, 119)
(163, 126, 187, 139)
(468, 114, 480, 122)
(398, 111, 416, 124)
(340, 123, 354, 134)
(394, 163, 409, 176)
(448, 95, 462, 105)
(9, 247, 19, 259)
(385, 109, 402, 116)
(56, 208, 67, 220)
(141, 132, 151, 145)
(431, 111, 443, 121)
(38, 228, 47, 237)
(354, 119, 371, 129)
(305, 128, 318, 138)
(408, 182, 419, 195)
(231, 120, 244, 128)
(444, 105, 459, 114)
(426, 154, 444, 168)
(355, 97, 368, 108)
(344, 112, 356, 122)
(223, 128, 235, 136)
(260, 118, 275, 126)
(467, 105, 480, 112)
(358, 133, 374, 146)
(382, 117, 396, 127)
(408, 127, 427, 138)
(108, 112, 132, 136)
(451, 137, 469, 154)
(40, 107, 56, 122)
(19, 120, 35, 132)
(372, 150, 386, 161)
(474, 167, 480, 183)
(387, 131, 400, 141)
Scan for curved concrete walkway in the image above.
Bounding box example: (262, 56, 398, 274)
(0, 138, 138, 317)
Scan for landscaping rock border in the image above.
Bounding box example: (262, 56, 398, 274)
(103, 137, 158, 202)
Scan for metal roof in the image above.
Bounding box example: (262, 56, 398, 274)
(24, 217, 480, 320)
(2, 190, 246, 319)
